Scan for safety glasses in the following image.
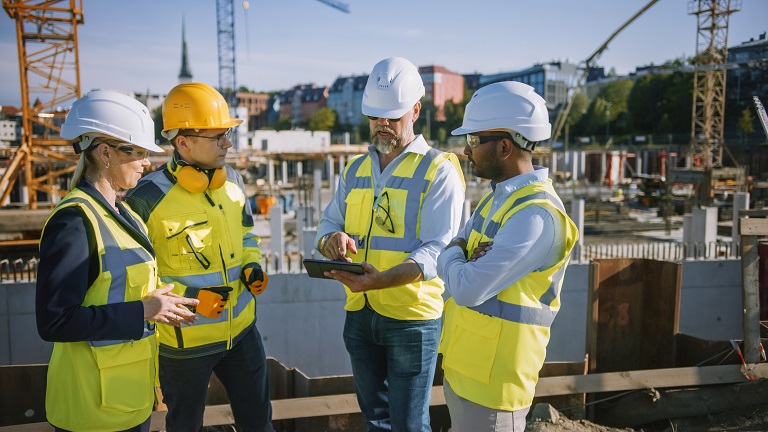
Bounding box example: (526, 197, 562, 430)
(466, 133, 510, 149)
(181, 128, 233, 147)
(367, 115, 404, 123)
(373, 191, 394, 234)
(105, 142, 150, 159)
(186, 234, 211, 269)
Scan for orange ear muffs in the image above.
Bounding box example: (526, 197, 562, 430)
(209, 165, 226, 190)
(172, 158, 226, 194)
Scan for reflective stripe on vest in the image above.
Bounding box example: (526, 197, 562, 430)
(467, 191, 568, 327)
(64, 197, 156, 346)
(345, 149, 438, 253)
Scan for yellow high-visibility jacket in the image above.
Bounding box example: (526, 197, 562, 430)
(44, 189, 158, 431)
(125, 163, 261, 357)
(342, 148, 464, 320)
(440, 180, 578, 411)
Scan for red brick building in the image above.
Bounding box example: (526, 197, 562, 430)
(418, 65, 464, 121)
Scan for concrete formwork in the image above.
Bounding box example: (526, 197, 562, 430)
(0, 259, 743, 374)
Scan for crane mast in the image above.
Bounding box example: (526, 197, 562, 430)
(216, 0, 237, 106)
(0, 0, 83, 209)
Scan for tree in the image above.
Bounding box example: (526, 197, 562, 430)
(358, 119, 371, 142)
(627, 72, 693, 134)
(567, 92, 590, 127)
(238, 86, 251, 93)
(272, 117, 292, 131)
(737, 107, 755, 143)
(437, 128, 447, 145)
(309, 107, 336, 132)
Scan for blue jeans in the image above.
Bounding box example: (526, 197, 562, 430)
(159, 326, 273, 432)
(343, 307, 441, 432)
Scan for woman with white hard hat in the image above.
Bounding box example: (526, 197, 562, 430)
(35, 90, 199, 432)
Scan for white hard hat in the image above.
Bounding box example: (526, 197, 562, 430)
(452, 81, 551, 150)
(362, 57, 425, 119)
(61, 90, 163, 154)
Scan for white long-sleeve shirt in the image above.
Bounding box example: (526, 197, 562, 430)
(437, 167, 566, 307)
(316, 135, 465, 280)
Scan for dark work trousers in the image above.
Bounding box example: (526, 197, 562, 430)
(159, 326, 273, 432)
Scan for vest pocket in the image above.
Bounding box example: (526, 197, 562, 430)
(344, 189, 372, 235)
(161, 212, 212, 271)
(442, 307, 501, 384)
(91, 340, 153, 412)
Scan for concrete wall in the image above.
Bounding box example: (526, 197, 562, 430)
(1, 259, 743, 376)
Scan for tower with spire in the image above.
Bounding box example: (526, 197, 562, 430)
(178, 15, 193, 83)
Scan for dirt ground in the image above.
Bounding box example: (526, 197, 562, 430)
(527, 402, 768, 432)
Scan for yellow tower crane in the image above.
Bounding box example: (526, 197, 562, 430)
(0, 0, 83, 209)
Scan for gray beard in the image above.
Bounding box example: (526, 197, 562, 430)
(372, 130, 405, 154)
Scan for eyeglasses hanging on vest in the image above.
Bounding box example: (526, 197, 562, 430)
(374, 191, 394, 234)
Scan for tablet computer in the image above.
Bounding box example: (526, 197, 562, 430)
(303, 258, 364, 279)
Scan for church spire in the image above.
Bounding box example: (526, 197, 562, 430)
(178, 15, 193, 83)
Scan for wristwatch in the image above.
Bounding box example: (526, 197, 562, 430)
(318, 233, 332, 253)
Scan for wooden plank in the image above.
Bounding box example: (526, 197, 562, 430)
(590, 259, 680, 374)
(598, 379, 768, 427)
(533, 364, 751, 397)
(740, 217, 768, 235)
(2, 364, 756, 432)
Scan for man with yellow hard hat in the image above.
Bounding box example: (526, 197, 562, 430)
(125, 82, 273, 431)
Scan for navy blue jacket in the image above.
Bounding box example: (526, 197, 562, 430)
(36, 180, 155, 342)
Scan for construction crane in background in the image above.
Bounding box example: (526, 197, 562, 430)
(216, 0, 237, 106)
(688, 0, 740, 205)
(316, 0, 350, 13)
(551, 0, 660, 145)
(0, 0, 83, 209)
(216, 0, 350, 108)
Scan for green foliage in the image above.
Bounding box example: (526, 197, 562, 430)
(738, 107, 755, 135)
(437, 128, 447, 145)
(358, 119, 371, 142)
(272, 117, 292, 131)
(309, 107, 336, 132)
(567, 92, 590, 126)
(442, 100, 465, 134)
(414, 100, 437, 140)
(626, 72, 693, 134)
(238, 86, 251, 93)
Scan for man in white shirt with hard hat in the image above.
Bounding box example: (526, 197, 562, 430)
(315, 57, 465, 431)
(437, 81, 578, 431)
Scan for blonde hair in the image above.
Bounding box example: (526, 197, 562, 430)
(69, 135, 122, 190)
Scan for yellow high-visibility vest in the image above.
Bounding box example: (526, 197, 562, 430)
(44, 189, 158, 431)
(125, 164, 261, 357)
(342, 149, 464, 320)
(439, 179, 578, 411)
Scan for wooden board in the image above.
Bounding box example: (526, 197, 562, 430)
(2, 364, 756, 432)
(588, 259, 681, 373)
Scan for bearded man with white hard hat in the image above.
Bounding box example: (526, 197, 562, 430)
(437, 81, 579, 431)
(315, 57, 465, 431)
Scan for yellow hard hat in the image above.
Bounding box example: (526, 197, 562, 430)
(162, 82, 243, 132)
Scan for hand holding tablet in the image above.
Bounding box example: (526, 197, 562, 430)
(303, 258, 365, 279)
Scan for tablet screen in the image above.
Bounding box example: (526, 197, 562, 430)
(302, 259, 364, 279)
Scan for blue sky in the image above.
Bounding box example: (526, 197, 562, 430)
(0, 0, 766, 107)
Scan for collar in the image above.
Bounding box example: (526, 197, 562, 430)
(490, 166, 550, 198)
(74, 178, 156, 256)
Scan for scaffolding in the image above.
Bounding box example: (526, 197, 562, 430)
(0, 0, 83, 209)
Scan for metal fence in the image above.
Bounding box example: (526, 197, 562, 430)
(577, 241, 739, 262)
(0, 242, 741, 283)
